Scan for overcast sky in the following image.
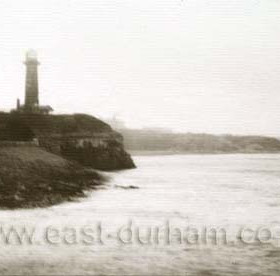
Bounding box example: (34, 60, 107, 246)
(0, 0, 280, 135)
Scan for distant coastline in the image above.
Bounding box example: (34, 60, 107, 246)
(113, 127, 280, 155)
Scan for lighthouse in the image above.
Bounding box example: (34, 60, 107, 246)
(24, 49, 40, 109)
(16, 49, 53, 114)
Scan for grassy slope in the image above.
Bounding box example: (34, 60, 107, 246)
(0, 146, 105, 209)
(0, 112, 112, 140)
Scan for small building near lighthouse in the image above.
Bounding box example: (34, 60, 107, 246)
(16, 49, 53, 114)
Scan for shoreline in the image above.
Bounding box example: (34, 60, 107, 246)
(129, 150, 280, 156)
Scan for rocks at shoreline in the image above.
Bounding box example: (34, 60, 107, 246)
(0, 146, 107, 209)
(114, 185, 139, 189)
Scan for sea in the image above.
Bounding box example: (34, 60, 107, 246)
(0, 154, 280, 275)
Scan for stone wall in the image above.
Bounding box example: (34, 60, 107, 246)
(0, 139, 39, 147)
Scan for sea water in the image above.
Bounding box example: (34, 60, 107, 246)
(0, 154, 280, 275)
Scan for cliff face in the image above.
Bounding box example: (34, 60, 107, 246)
(0, 112, 135, 170)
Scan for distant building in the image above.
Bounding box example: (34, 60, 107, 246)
(16, 49, 53, 114)
(105, 116, 126, 130)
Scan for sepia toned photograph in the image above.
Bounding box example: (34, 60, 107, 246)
(0, 0, 280, 275)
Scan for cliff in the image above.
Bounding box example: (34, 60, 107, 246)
(0, 112, 135, 170)
(0, 144, 105, 209)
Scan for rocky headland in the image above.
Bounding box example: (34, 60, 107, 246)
(0, 112, 135, 208)
(0, 112, 135, 170)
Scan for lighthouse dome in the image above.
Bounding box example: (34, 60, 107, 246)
(26, 49, 37, 60)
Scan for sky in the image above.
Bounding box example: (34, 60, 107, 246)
(0, 0, 280, 135)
